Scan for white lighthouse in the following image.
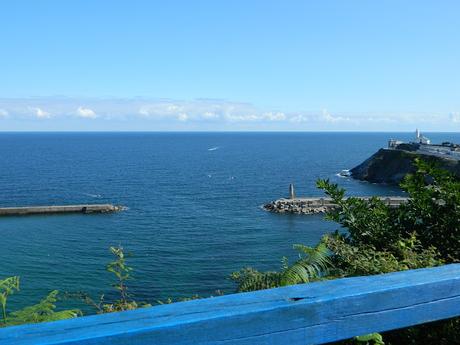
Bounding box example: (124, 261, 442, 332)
(415, 129, 431, 145)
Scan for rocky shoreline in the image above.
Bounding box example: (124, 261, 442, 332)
(263, 199, 333, 215)
(350, 148, 460, 184)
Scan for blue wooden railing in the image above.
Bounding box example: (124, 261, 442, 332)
(0, 264, 459, 344)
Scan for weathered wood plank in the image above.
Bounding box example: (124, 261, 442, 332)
(0, 264, 459, 345)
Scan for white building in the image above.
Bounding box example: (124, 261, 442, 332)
(388, 139, 403, 149)
(415, 129, 431, 145)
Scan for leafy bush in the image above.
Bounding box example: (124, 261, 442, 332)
(0, 276, 80, 327)
(233, 160, 459, 344)
(323, 233, 442, 277)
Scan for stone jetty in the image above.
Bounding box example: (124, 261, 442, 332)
(0, 204, 123, 216)
(264, 197, 408, 215)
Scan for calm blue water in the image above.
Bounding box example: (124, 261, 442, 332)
(1, 132, 457, 310)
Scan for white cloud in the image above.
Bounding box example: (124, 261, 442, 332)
(139, 101, 250, 122)
(321, 109, 351, 123)
(202, 111, 219, 119)
(138, 103, 188, 121)
(29, 107, 51, 119)
(0, 97, 458, 131)
(223, 111, 286, 122)
(177, 113, 188, 121)
(76, 106, 97, 119)
(262, 112, 286, 121)
(290, 114, 310, 123)
(450, 112, 460, 123)
(224, 113, 260, 122)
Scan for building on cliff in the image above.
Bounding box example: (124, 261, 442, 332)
(388, 129, 460, 160)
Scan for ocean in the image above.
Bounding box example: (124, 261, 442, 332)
(1, 132, 457, 310)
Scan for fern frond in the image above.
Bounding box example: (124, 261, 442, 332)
(0, 276, 20, 324)
(7, 290, 81, 326)
(0, 277, 20, 293)
(281, 242, 331, 286)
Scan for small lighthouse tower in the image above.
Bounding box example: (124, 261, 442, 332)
(289, 183, 296, 199)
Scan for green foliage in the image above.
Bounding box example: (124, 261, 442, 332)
(316, 179, 399, 251)
(398, 159, 460, 262)
(317, 159, 459, 345)
(157, 290, 224, 305)
(6, 291, 81, 326)
(0, 276, 20, 325)
(383, 316, 460, 345)
(234, 160, 459, 344)
(0, 277, 79, 327)
(72, 246, 150, 314)
(354, 333, 385, 345)
(230, 268, 283, 292)
(2, 245, 150, 328)
(323, 233, 442, 277)
(316, 159, 460, 264)
(231, 241, 332, 292)
(280, 242, 331, 286)
(103, 246, 139, 312)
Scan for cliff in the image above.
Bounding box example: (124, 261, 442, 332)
(350, 148, 460, 184)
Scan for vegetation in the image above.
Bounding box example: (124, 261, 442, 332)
(0, 276, 80, 327)
(67, 246, 150, 314)
(231, 159, 459, 344)
(0, 246, 147, 328)
(230, 242, 331, 292)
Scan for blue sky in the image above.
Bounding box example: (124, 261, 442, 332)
(1, 1, 459, 131)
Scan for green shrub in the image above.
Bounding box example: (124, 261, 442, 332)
(0, 276, 80, 327)
(234, 159, 459, 344)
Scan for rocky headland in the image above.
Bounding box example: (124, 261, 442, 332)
(350, 148, 460, 184)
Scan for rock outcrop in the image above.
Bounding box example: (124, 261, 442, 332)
(350, 148, 460, 184)
(263, 199, 331, 214)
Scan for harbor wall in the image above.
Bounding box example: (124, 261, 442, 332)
(264, 197, 408, 214)
(0, 204, 122, 216)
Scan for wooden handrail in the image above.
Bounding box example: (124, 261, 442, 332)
(0, 264, 459, 344)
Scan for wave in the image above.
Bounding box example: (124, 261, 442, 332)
(336, 169, 351, 178)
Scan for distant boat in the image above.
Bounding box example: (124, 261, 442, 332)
(339, 169, 351, 177)
(208, 146, 219, 151)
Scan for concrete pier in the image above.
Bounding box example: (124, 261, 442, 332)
(264, 196, 408, 214)
(0, 204, 123, 216)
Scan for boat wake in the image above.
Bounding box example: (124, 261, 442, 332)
(208, 146, 220, 151)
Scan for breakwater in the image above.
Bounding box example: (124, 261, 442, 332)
(264, 197, 408, 214)
(0, 204, 123, 216)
